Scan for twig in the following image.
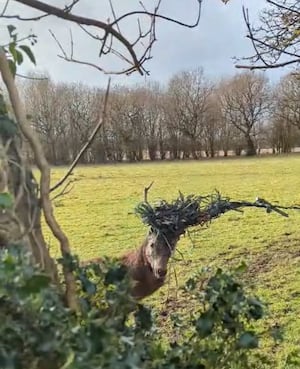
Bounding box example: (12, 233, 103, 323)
(51, 180, 74, 202)
(144, 181, 154, 203)
(1, 0, 10, 16)
(50, 77, 111, 193)
(0, 47, 79, 312)
(16, 73, 48, 80)
(236, 58, 300, 70)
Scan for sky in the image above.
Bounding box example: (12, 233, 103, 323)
(0, 0, 291, 88)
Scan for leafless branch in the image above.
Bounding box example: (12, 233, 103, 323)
(16, 73, 48, 80)
(236, 1, 300, 70)
(64, 0, 80, 13)
(1, 0, 10, 16)
(108, 0, 121, 35)
(50, 77, 111, 193)
(144, 181, 154, 203)
(1, 13, 49, 21)
(51, 180, 74, 202)
(10, 0, 203, 75)
(267, 0, 300, 15)
(236, 58, 300, 70)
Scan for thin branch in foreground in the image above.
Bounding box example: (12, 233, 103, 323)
(236, 58, 300, 70)
(235, 3, 300, 70)
(51, 180, 74, 202)
(16, 73, 48, 80)
(50, 77, 111, 193)
(1, 0, 10, 16)
(12, 0, 202, 75)
(0, 48, 79, 312)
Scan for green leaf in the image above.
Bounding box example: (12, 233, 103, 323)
(22, 274, 51, 293)
(19, 45, 36, 65)
(15, 49, 24, 65)
(104, 265, 127, 285)
(7, 25, 16, 36)
(234, 261, 247, 274)
(9, 43, 17, 62)
(195, 312, 215, 338)
(0, 193, 13, 209)
(237, 331, 259, 349)
(135, 304, 152, 330)
(0, 116, 18, 139)
(8, 59, 16, 77)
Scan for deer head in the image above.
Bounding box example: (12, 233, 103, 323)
(144, 230, 180, 280)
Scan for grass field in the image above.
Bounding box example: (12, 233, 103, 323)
(45, 155, 300, 367)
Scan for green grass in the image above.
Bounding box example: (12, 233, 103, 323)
(45, 155, 300, 367)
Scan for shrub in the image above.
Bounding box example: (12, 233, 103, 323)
(0, 245, 276, 369)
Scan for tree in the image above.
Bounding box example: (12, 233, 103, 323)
(24, 78, 70, 164)
(274, 71, 300, 129)
(237, 0, 300, 70)
(166, 68, 212, 159)
(218, 72, 270, 156)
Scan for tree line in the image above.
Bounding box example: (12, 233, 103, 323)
(21, 68, 300, 165)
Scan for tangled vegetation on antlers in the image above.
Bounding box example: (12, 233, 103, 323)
(135, 191, 300, 237)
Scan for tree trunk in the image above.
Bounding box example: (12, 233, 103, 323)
(245, 135, 256, 156)
(0, 117, 59, 284)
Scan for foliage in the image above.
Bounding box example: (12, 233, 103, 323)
(2, 25, 37, 77)
(0, 93, 18, 140)
(0, 244, 279, 369)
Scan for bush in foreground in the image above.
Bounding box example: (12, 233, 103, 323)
(0, 244, 283, 369)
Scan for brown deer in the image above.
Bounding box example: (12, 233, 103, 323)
(81, 230, 181, 300)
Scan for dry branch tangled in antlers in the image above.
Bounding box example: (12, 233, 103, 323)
(135, 190, 300, 238)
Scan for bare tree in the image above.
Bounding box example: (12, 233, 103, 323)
(24, 78, 70, 164)
(139, 82, 164, 161)
(237, 1, 300, 70)
(219, 72, 270, 156)
(274, 71, 300, 129)
(166, 68, 212, 159)
(65, 83, 102, 163)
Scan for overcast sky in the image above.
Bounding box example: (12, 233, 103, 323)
(1, 0, 291, 88)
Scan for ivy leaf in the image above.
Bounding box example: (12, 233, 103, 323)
(7, 25, 16, 36)
(9, 43, 17, 62)
(19, 45, 36, 65)
(8, 59, 16, 77)
(16, 49, 24, 65)
(234, 261, 247, 274)
(104, 265, 127, 285)
(195, 312, 215, 338)
(22, 274, 51, 293)
(135, 304, 152, 330)
(0, 193, 13, 209)
(237, 331, 259, 349)
(0, 116, 18, 139)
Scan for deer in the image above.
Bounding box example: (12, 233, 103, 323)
(80, 230, 181, 300)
